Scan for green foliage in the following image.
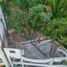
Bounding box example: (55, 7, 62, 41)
(1, 0, 67, 47)
(62, 60, 67, 65)
(43, 18, 67, 47)
(45, 0, 66, 17)
(8, 20, 23, 33)
(0, 0, 10, 15)
(29, 4, 52, 30)
(7, 5, 24, 33)
(15, 0, 29, 11)
(28, 0, 45, 7)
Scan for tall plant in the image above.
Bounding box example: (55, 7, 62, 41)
(1, 0, 10, 15)
(45, 0, 66, 17)
(28, 4, 52, 31)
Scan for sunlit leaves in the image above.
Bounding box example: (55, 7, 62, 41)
(29, 4, 52, 30)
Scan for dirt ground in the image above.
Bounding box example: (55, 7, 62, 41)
(8, 31, 48, 48)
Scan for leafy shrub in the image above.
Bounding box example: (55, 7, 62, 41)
(43, 18, 67, 48)
(8, 18, 24, 33)
(28, 4, 52, 31)
(0, 0, 10, 15)
(7, 4, 24, 33)
(45, 0, 67, 18)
